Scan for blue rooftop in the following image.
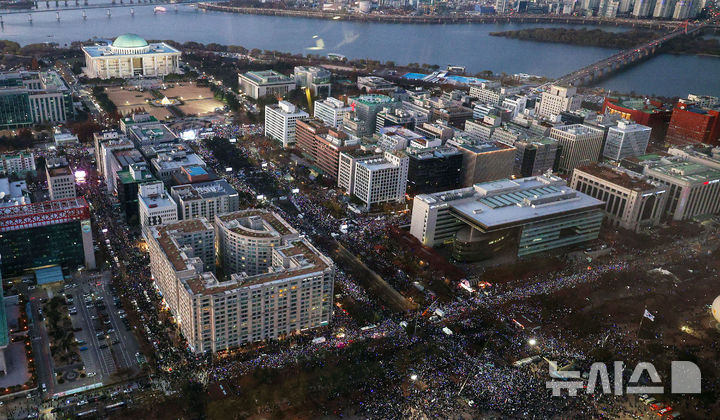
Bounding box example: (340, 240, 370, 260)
(185, 166, 208, 177)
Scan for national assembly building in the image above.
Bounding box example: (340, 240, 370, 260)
(82, 34, 181, 79)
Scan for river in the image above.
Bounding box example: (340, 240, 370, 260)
(0, 3, 718, 97)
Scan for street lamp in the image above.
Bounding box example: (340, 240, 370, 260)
(410, 374, 418, 381)
(528, 338, 537, 346)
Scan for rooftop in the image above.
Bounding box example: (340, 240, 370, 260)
(82, 38, 179, 58)
(351, 94, 395, 106)
(418, 174, 603, 229)
(154, 218, 213, 271)
(575, 163, 658, 192)
(551, 124, 604, 137)
(241, 70, 294, 85)
(171, 179, 237, 202)
(217, 209, 297, 238)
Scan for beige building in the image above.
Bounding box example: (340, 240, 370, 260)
(571, 163, 667, 231)
(549, 124, 604, 173)
(215, 209, 299, 276)
(46, 157, 76, 200)
(455, 142, 516, 187)
(148, 216, 334, 354)
(536, 85, 583, 119)
(82, 34, 181, 79)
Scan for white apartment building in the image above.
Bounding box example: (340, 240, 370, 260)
(603, 120, 652, 161)
(265, 101, 309, 148)
(549, 124, 604, 173)
(536, 85, 583, 119)
(215, 209, 299, 276)
(571, 163, 667, 232)
(314, 97, 352, 128)
(351, 151, 409, 211)
(148, 216, 334, 354)
(138, 181, 178, 237)
(46, 157, 76, 200)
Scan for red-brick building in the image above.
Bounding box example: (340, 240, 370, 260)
(296, 119, 359, 180)
(665, 101, 720, 146)
(602, 97, 671, 140)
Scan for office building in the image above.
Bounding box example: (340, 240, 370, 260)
(0, 71, 74, 128)
(116, 163, 157, 226)
(375, 107, 427, 132)
(239, 70, 296, 99)
(341, 151, 409, 211)
(46, 157, 76, 201)
(0, 198, 96, 277)
(295, 119, 359, 180)
(337, 149, 380, 193)
(376, 126, 435, 151)
(0, 152, 35, 177)
(294, 66, 331, 97)
(602, 96, 671, 139)
(138, 181, 178, 236)
(407, 147, 463, 195)
(105, 148, 146, 194)
(313, 97, 351, 129)
(415, 121, 454, 142)
(215, 209, 299, 276)
(151, 149, 206, 182)
(456, 142, 516, 187)
(357, 76, 395, 93)
(148, 216, 334, 353)
(549, 124, 604, 173)
(630, 156, 720, 221)
(265, 101, 309, 148)
(125, 119, 178, 147)
(665, 101, 720, 147)
(465, 116, 501, 142)
(170, 179, 240, 221)
(536, 85, 583, 119)
(348, 95, 399, 138)
(430, 105, 474, 129)
(653, 0, 677, 17)
(602, 120, 651, 161)
(93, 130, 129, 174)
(514, 137, 560, 177)
(410, 174, 604, 261)
(571, 164, 667, 231)
(687, 94, 718, 109)
(82, 34, 181, 79)
(469, 82, 505, 106)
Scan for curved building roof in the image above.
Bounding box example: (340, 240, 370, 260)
(112, 34, 148, 48)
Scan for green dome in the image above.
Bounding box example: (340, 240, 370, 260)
(112, 34, 148, 48)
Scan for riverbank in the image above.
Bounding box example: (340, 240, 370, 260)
(197, 3, 677, 29)
(490, 27, 720, 56)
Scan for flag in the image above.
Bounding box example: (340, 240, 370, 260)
(643, 309, 655, 321)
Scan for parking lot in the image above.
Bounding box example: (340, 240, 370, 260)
(65, 271, 141, 386)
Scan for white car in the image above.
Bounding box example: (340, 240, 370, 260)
(87, 372, 96, 377)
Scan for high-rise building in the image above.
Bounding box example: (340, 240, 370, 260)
(571, 163, 667, 232)
(215, 209, 299, 276)
(549, 124, 604, 173)
(341, 151, 409, 211)
(294, 66, 332, 97)
(82, 34, 181, 79)
(138, 181, 178, 237)
(0, 70, 74, 128)
(513, 137, 560, 177)
(116, 163, 157, 226)
(265, 101, 310, 148)
(536, 85, 583, 120)
(406, 146, 463, 195)
(239, 70, 296, 99)
(46, 157, 76, 201)
(295, 119, 359, 180)
(632, 0, 656, 16)
(653, 0, 677, 17)
(602, 120, 651, 161)
(410, 174, 604, 260)
(665, 101, 720, 147)
(347, 95, 399, 138)
(455, 142, 516, 187)
(672, 0, 693, 18)
(0, 198, 96, 277)
(170, 179, 240, 221)
(313, 97, 352, 129)
(150, 149, 207, 182)
(148, 216, 334, 353)
(495, 0, 508, 13)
